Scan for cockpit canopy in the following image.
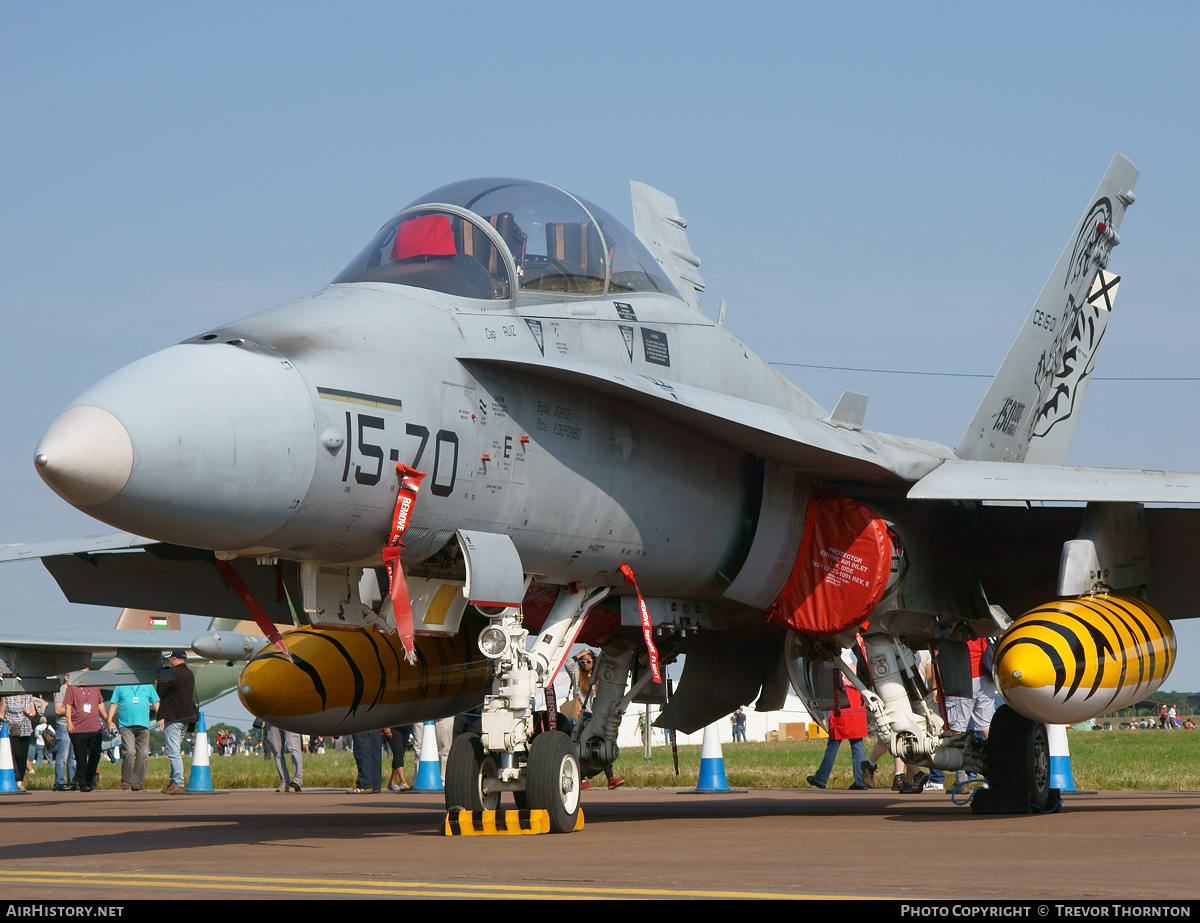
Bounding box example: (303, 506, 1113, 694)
(332, 178, 679, 301)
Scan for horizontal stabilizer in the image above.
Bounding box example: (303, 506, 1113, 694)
(910, 459, 1200, 504)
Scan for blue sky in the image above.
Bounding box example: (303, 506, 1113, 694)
(3, 4, 1200, 718)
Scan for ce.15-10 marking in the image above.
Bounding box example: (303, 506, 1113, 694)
(340, 411, 459, 497)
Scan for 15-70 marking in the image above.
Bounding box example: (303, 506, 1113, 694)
(341, 411, 459, 496)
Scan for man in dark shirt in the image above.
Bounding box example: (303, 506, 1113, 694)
(156, 652, 197, 794)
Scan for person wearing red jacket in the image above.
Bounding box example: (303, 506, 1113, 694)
(807, 651, 869, 790)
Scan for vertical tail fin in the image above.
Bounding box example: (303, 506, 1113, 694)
(957, 154, 1138, 464)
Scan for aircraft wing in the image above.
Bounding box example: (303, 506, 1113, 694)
(0, 630, 200, 653)
(0, 531, 153, 563)
(0, 629, 215, 694)
(460, 356, 949, 484)
(909, 460, 1200, 503)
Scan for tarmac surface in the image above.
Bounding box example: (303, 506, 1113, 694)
(0, 787, 1197, 900)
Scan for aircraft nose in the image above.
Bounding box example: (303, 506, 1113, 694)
(35, 406, 134, 507)
(36, 341, 318, 550)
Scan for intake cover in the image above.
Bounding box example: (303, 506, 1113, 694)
(765, 488, 892, 636)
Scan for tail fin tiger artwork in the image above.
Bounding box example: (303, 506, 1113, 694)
(957, 153, 1137, 465)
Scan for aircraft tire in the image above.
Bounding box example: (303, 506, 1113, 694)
(444, 732, 500, 812)
(985, 705, 1051, 809)
(525, 730, 581, 833)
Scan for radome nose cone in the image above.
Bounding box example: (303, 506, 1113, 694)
(43, 341, 318, 549)
(35, 406, 133, 507)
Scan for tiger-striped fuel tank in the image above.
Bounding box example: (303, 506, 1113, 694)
(993, 594, 1175, 725)
(238, 623, 492, 735)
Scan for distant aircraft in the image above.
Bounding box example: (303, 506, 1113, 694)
(3, 155, 1192, 829)
(0, 607, 264, 705)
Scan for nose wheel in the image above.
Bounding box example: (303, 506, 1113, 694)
(525, 731, 581, 833)
(444, 732, 501, 812)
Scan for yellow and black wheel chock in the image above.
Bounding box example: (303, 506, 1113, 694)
(443, 808, 585, 835)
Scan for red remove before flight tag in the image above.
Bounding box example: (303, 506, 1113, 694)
(619, 564, 662, 684)
(383, 464, 427, 663)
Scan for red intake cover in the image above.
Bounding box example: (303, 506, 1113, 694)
(765, 488, 892, 636)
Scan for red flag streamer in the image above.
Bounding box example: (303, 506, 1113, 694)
(383, 464, 427, 664)
(216, 560, 294, 663)
(618, 564, 662, 683)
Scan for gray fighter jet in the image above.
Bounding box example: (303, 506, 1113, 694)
(4, 155, 1195, 827)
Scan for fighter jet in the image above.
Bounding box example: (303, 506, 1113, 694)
(4, 155, 1194, 829)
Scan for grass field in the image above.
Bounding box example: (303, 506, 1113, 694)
(606, 732, 1200, 791)
(22, 730, 1200, 792)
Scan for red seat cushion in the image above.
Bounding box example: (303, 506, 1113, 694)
(391, 214, 457, 260)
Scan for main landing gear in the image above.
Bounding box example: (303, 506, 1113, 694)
(787, 631, 1059, 814)
(972, 705, 1059, 814)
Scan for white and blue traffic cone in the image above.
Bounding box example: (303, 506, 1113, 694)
(693, 721, 730, 793)
(0, 724, 18, 793)
(1047, 723, 1076, 792)
(412, 720, 443, 792)
(185, 712, 213, 792)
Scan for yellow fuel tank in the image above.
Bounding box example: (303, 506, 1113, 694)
(238, 622, 492, 735)
(994, 594, 1175, 725)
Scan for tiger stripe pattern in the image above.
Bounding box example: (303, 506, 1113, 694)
(993, 594, 1175, 725)
(238, 621, 493, 734)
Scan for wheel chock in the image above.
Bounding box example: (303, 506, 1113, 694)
(443, 808, 585, 835)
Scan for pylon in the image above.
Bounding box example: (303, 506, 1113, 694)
(693, 722, 731, 793)
(1046, 723, 1076, 792)
(185, 712, 213, 792)
(412, 720, 444, 792)
(0, 724, 18, 793)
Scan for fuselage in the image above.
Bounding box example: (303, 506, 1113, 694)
(39, 280, 933, 602)
(34, 177, 952, 624)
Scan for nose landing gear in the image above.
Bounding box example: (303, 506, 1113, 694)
(525, 730, 582, 833)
